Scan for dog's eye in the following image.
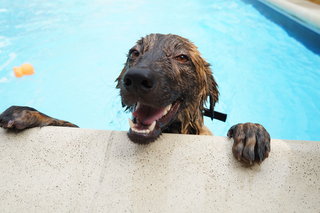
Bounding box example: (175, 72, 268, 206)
(174, 54, 189, 63)
(129, 50, 140, 59)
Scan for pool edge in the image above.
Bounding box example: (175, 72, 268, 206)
(258, 0, 320, 34)
(0, 126, 319, 211)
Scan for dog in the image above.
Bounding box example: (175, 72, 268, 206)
(0, 34, 270, 164)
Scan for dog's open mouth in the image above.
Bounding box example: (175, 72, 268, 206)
(127, 101, 180, 143)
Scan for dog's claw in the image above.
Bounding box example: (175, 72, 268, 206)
(7, 120, 14, 128)
(227, 123, 270, 165)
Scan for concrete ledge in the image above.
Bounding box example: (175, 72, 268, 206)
(258, 0, 320, 34)
(0, 127, 319, 212)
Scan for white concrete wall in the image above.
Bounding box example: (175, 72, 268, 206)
(0, 127, 319, 212)
(258, 0, 320, 34)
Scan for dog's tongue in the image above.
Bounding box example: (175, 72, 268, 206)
(133, 104, 166, 126)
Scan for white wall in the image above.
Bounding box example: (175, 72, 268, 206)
(0, 127, 319, 212)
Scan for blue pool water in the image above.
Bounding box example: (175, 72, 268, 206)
(0, 0, 319, 141)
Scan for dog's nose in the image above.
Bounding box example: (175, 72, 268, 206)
(123, 68, 155, 92)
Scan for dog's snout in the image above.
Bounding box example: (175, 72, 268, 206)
(123, 68, 156, 92)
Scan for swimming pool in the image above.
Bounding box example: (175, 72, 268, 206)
(0, 0, 319, 141)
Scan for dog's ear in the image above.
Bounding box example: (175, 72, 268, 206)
(191, 53, 219, 119)
(203, 62, 219, 119)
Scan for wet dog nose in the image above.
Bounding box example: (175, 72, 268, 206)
(123, 68, 155, 92)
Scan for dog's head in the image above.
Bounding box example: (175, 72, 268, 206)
(116, 34, 219, 143)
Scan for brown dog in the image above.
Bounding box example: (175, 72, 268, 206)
(0, 34, 270, 164)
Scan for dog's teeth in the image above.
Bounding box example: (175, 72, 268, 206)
(132, 128, 150, 134)
(129, 118, 152, 134)
(167, 104, 172, 111)
(148, 121, 156, 131)
(143, 129, 150, 134)
(136, 102, 141, 110)
(128, 118, 135, 128)
(163, 104, 172, 116)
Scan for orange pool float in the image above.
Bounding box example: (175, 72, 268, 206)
(13, 63, 35, 78)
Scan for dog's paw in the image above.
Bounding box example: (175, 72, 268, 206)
(0, 106, 43, 130)
(227, 123, 270, 165)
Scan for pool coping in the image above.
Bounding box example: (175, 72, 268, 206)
(0, 127, 319, 212)
(258, 0, 320, 34)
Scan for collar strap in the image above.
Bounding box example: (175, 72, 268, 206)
(203, 108, 227, 122)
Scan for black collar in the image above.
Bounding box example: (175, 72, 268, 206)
(203, 108, 227, 122)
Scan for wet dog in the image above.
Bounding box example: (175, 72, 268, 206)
(0, 34, 270, 164)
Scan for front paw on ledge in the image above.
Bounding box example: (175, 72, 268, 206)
(227, 123, 271, 165)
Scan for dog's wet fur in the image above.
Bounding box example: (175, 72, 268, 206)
(0, 33, 270, 165)
(116, 34, 218, 143)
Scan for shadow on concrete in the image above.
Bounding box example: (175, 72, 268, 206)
(242, 0, 320, 55)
